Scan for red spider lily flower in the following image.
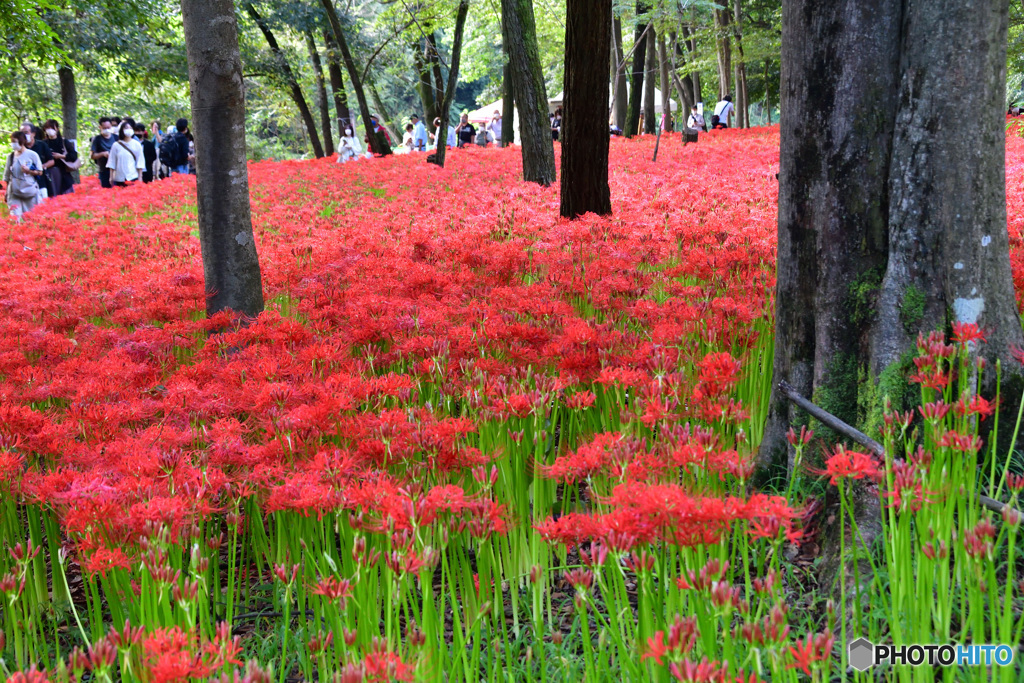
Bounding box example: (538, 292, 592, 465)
(311, 575, 352, 605)
(787, 631, 835, 675)
(641, 631, 671, 664)
(952, 321, 986, 345)
(819, 447, 882, 485)
(937, 430, 983, 453)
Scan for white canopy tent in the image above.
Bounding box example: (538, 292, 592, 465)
(466, 98, 519, 143)
(548, 84, 678, 115)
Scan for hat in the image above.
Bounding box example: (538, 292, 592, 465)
(411, 114, 419, 120)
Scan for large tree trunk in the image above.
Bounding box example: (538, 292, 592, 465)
(560, 0, 611, 219)
(58, 64, 80, 185)
(761, 0, 1024, 487)
(643, 27, 657, 134)
(733, 0, 748, 128)
(612, 16, 627, 131)
(306, 29, 334, 155)
(324, 30, 351, 140)
(181, 0, 264, 318)
(413, 38, 439, 125)
(713, 7, 732, 99)
(321, 0, 391, 155)
(244, 2, 324, 158)
(502, 57, 515, 146)
(657, 34, 672, 133)
(501, 0, 556, 185)
(625, 2, 649, 138)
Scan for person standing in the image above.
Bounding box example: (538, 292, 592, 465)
(550, 107, 563, 141)
(410, 114, 429, 152)
(432, 117, 457, 149)
(42, 119, 78, 196)
(684, 105, 704, 144)
(107, 121, 142, 187)
(713, 95, 734, 129)
(21, 124, 54, 199)
(158, 119, 191, 175)
(488, 111, 503, 147)
(91, 117, 116, 188)
(3, 131, 43, 218)
(455, 113, 476, 148)
(135, 123, 157, 183)
(337, 127, 361, 162)
(402, 123, 415, 152)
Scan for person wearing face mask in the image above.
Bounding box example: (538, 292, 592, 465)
(337, 127, 361, 163)
(3, 131, 43, 218)
(107, 121, 143, 187)
(134, 123, 157, 183)
(20, 124, 54, 200)
(42, 119, 78, 196)
(91, 117, 116, 188)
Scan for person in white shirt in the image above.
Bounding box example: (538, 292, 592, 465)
(337, 128, 361, 162)
(410, 114, 429, 152)
(713, 96, 734, 129)
(107, 121, 143, 185)
(488, 111, 503, 147)
(685, 105, 705, 144)
(431, 117, 457, 149)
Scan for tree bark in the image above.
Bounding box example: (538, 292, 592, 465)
(643, 26, 657, 134)
(733, 0, 748, 127)
(427, 32, 445, 105)
(180, 0, 264, 318)
(612, 16, 627, 131)
(669, 34, 695, 115)
(244, 2, 324, 158)
(306, 29, 334, 155)
(560, 0, 611, 219)
(625, 2, 649, 138)
(429, 0, 470, 168)
(502, 57, 515, 146)
(413, 37, 439, 124)
(682, 24, 702, 105)
(324, 30, 351, 140)
(501, 0, 556, 185)
(368, 77, 401, 145)
(58, 64, 79, 185)
(762, 0, 1024, 480)
(657, 34, 672, 133)
(713, 7, 731, 99)
(321, 0, 391, 155)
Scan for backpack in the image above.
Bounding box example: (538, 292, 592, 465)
(159, 133, 187, 167)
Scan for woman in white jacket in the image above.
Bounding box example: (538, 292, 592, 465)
(107, 121, 144, 186)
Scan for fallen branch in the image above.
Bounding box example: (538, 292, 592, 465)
(778, 380, 1018, 517)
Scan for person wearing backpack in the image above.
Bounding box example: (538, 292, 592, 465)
(4, 131, 43, 218)
(158, 118, 191, 175)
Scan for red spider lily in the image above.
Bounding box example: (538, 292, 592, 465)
(952, 321, 986, 345)
(787, 631, 835, 675)
(819, 447, 882, 485)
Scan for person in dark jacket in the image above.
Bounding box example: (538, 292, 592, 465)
(21, 123, 54, 198)
(41, 119, 78, 195)
(134, 123, 157, 183)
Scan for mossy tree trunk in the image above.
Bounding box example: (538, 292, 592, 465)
(761, 0, 1023, 477)
(501, 0, 556, 185)
(624, 1, 648, 138)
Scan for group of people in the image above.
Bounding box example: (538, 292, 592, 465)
(3, 115, 196, 219)
(682, 95, 735, 144)
(90, 117, 194, 189)
(340, 110, 507, 163)
(4, 121, 79, 218)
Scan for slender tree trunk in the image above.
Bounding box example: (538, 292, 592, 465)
(58, 64, 80, 185)
(321, 0, 391, 155)
(612, 16, 627, 130)
(244, 2, 324, 158)
(733, 0, 748, 127)
(431, 0, 470, 168)
(501, 0, 556, 185)
(306, 29, 334, 155)
(669, 34, 695, 115)
(658, 34, 672, 132)
(643, 27, 657, 134)
(413, 38, 439, 124)
(324, 30, 351, 140)
(180, 0, 264, 318)
(427, 32, 445, 104)
(368, 78, 401, 145)
(625, 2, 649, 138)
(713, 8, 731, 99)
(502, 56, 515, 146)
(682, 25, 702, 104)
(560, 0, 611, 219)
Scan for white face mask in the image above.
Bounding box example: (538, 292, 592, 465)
(100, 128, 112, 138)
(345, 129, 352, 136)
(22, 132, 33, 143)
(121, 127, 133, 139)
(45, 128, 57, 138)
(11, 142, 20, 152)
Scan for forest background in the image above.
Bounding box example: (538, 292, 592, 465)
(8, 0, 1022, 163)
